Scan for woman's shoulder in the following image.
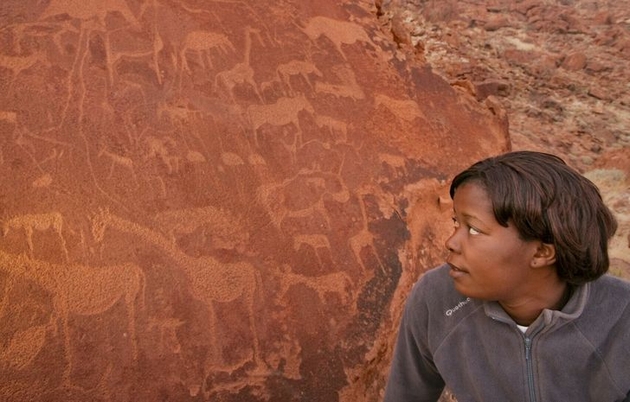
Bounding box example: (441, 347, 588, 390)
(411, 264, 452, 294)
(408, 264, 469, 309)
(583, 273, 630, 322)
(592, 273, 630, 295)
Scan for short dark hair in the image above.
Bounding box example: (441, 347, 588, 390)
(450, 151, 618, 285)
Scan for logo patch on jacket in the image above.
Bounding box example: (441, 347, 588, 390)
(445, 297, 471, 316)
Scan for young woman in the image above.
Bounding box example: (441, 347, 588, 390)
(384, 151, 630, 402)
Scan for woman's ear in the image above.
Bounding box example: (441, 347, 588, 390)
(531, 242, 556, 268)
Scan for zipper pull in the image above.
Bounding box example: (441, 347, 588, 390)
(524, 337, 532, 360)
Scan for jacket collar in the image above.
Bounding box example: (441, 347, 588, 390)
(481, 282, 590, 333)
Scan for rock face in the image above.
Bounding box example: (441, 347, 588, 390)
(381, 0, 630, 279)
(0, 1, 507, 400)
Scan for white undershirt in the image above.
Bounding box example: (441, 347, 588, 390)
(517, 324, 528, 333)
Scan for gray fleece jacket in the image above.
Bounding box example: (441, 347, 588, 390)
(384, 264, 630, 402)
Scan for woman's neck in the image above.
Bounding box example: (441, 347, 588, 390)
(500, 273, 570, 326)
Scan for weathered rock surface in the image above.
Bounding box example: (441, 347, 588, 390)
(0, 0, 507, 401)
(381, 0, 630, 280)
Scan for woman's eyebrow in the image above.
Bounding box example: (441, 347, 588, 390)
(461, 212, 490, 227)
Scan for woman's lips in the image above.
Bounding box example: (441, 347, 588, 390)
(448, 263, 468, 279)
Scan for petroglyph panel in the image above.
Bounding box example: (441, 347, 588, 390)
(0, 0, 508, 401)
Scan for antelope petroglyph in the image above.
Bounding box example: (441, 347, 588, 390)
(179, 30, 235, 84)
(301, 16, 376, 60)
(153, 206, 249, 251)
(97, 147, 138, 185)
(314, 115, 349, 145)
(276, 264, 354, 306)
(276, 59, 323, 95)
(2, 212, 69, 261)
(246, 95, 314, 148)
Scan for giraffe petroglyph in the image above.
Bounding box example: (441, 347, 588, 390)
(90, 208, 265, 379)
(214, 27, 263, 102)
(348, 186, 388, 278)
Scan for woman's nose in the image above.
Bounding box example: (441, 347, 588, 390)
(445, 230, 459, 253)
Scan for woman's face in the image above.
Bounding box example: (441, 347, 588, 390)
(445, 182, 540, 302)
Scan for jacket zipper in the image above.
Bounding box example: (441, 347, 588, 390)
(524, 336, 536, 402)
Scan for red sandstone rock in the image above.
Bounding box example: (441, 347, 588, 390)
(475, 79, 511, 101)
(561, 52, 588, 71)
(484, 16, 511, 31)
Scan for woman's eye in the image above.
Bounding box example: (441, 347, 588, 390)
(468, 226, 481, 235)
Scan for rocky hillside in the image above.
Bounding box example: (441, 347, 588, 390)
(379, 0, 630, 277)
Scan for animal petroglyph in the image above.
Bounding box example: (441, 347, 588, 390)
(276, 265, 354, 306)
(0, 52, 47, 93)
(105, 26, 165, 86)
(39, 0, 140, 29)
(2, 213, 69, 261)
(302, 16, 376, 60)
(147, 317, 184, 355)
(257, 178, 328, 232)
(144, 136, 181, 174)
(349, 188, 387, 277)
(180, 30, 235, 77)
(293, 234, 332, 267)
(214, 27, 262, 102)
(314, 65, 365, 100)
(98, 147, 138, 184)
(256, 168, 352, 235)
(90, 209, 264, 379)
(153, 206, 248, 251)
(0, 251, 145, 381)
(221, 152, 245, 166)
(0, 110, 18, 124)
(246, 95, 315, 147)
(276, 59, 323, 95)
(374, 94, 425, 122)
(314, 115, 349, 145)
(31, 173, 53, 188)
